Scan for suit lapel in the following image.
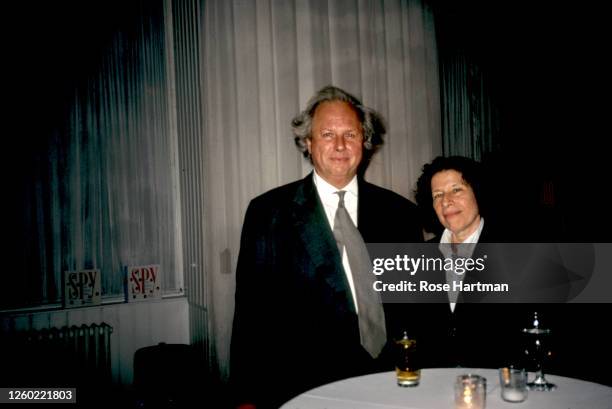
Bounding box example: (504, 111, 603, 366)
(356, 179, 375, 241)
(455, 242, 495, 304)
(292, 174, 356, 313)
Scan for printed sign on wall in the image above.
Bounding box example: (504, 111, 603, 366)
(64, 269, 102, 308)
(126, 264, 161, 302)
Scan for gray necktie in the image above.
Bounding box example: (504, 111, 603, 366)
(333, 191, 387, 358)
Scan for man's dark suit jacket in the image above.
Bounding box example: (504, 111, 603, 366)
(230, 173, 422, 408)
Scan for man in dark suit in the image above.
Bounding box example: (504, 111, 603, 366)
(230, 86, 423, 409)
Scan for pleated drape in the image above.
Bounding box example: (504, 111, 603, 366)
(196, 0, 441, 379)
(439, 49, 500, 159)
(6, 0, 442, 383)
(4, 0, 183, 309)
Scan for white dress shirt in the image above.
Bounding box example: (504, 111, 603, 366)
(312, 171, 360, 311)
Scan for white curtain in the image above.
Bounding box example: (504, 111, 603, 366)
(195, 0, 442, 380)
(5, 0, 442, 385)
(2, 0, 183, 311)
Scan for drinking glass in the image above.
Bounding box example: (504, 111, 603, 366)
(499, 367, 528, 402)
(395, 331, 420, 387)
(454, 374, 486, 409)
(522, 311, 556, 391)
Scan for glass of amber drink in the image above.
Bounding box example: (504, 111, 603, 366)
(395, 331, 420, 387)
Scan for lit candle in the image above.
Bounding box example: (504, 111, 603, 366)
(498, 367, 528, 403)
(463, 386, 472, 406)
(462, 385, 473, 408)
(455, 375, 485, 409)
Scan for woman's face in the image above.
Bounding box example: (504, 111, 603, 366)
(431, 169, 481, 242)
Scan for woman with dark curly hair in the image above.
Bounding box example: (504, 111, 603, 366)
(411, 155, 511, 369)
(412, 156, 593, 379)
(415, 155, 486, 243)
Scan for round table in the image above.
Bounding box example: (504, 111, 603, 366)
(280, 368, 612, 409)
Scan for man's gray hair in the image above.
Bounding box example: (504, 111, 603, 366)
(291, 85, 386, 165)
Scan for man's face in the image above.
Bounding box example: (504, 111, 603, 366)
(307, 101, 364, 189)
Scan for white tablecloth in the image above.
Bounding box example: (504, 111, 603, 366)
(280, 368, 612, 409)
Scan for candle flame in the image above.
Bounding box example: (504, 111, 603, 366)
(501, 367, 510, 384)
(463, 386, 473, 405)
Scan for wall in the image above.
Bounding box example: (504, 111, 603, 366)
(0, 297, 189, 388)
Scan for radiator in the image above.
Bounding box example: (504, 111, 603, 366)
(1, 323, 113, 388)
